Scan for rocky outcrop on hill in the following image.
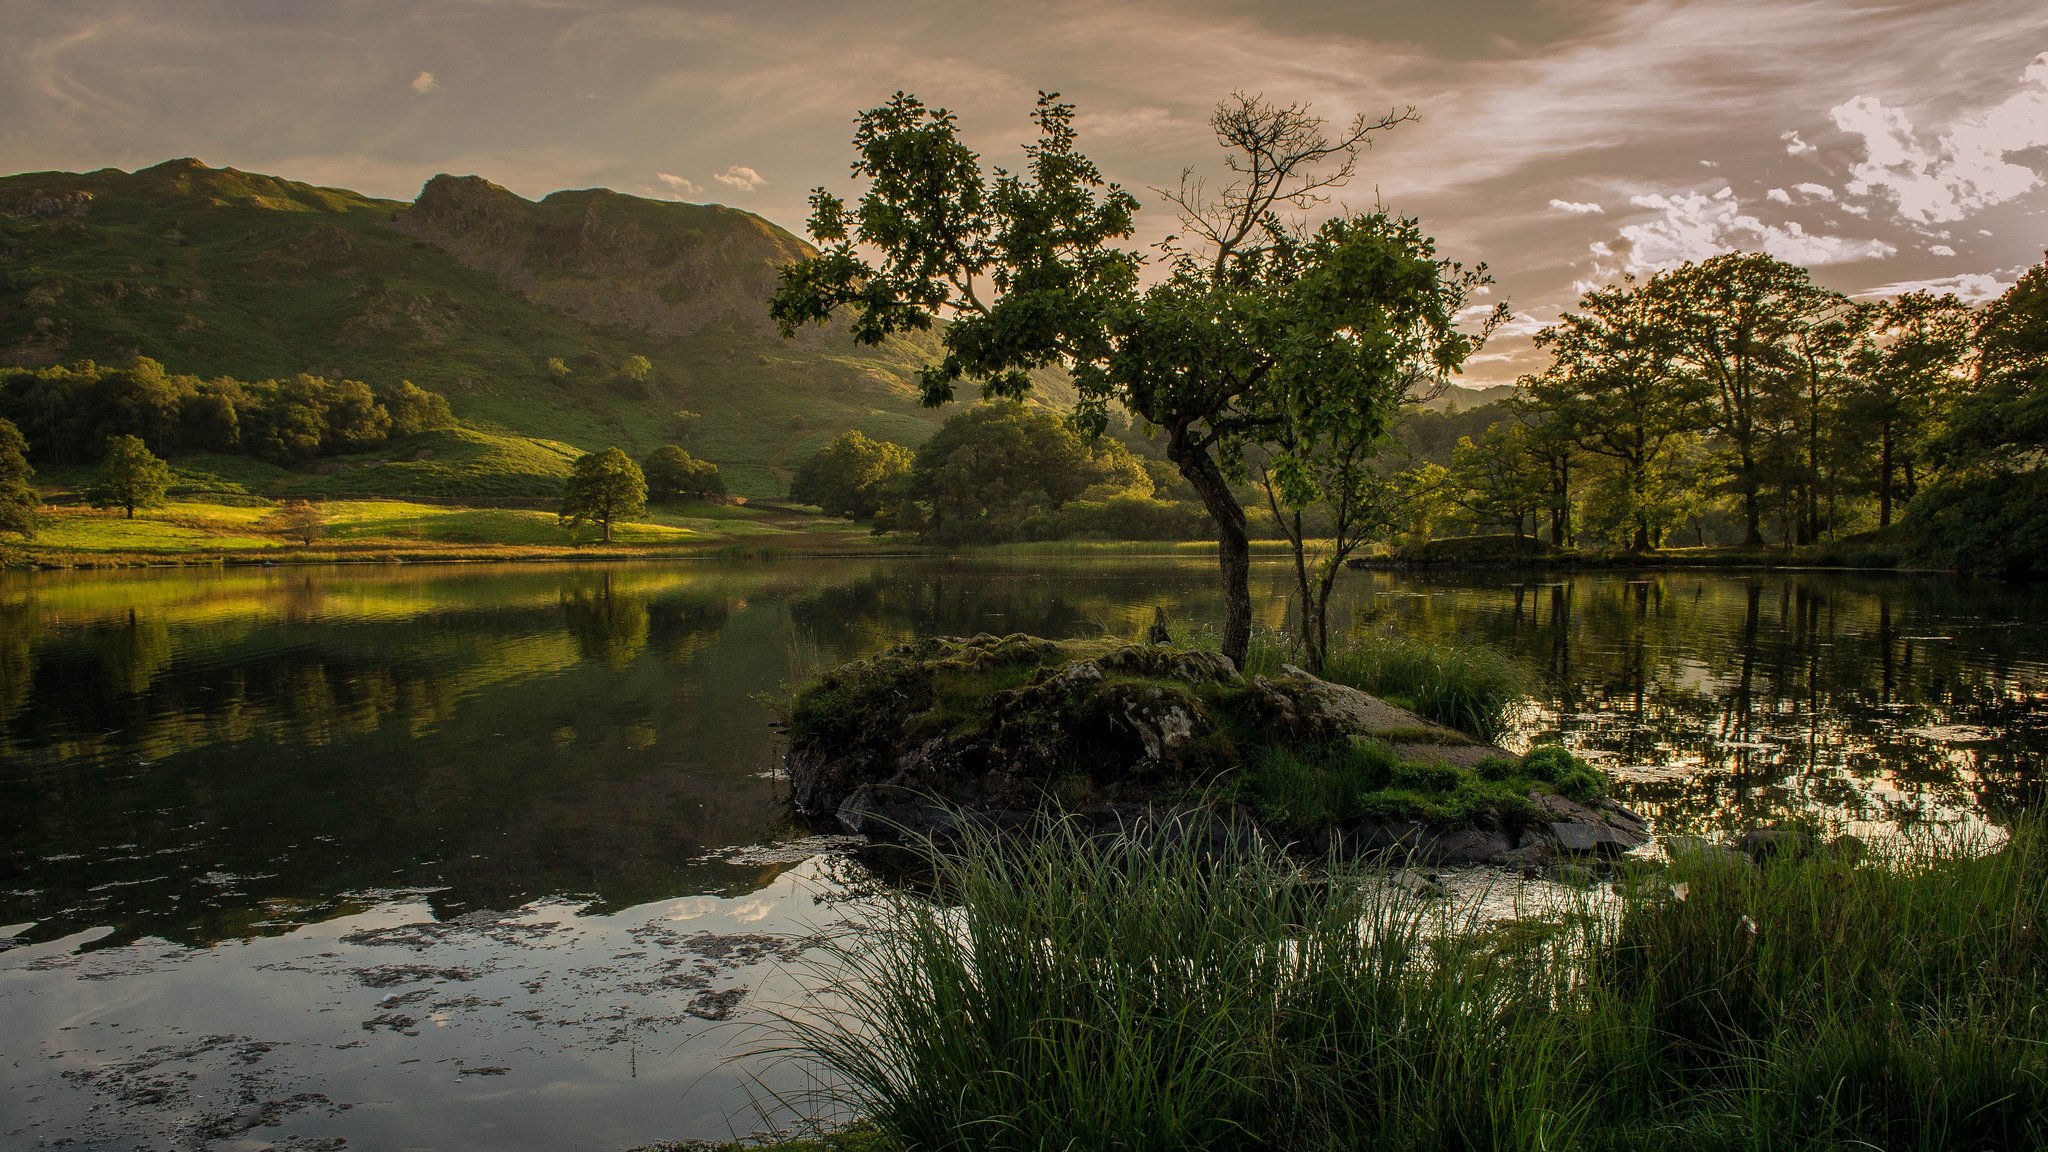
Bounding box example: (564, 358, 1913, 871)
(786, 634, 1649, 868)
(398, 174, 811, 338)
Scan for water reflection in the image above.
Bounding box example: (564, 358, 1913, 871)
(2, 561, 2044, 954)
(1335, 571, 2048, 835)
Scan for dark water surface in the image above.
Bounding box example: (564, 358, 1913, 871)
(2, 559, 2043, 1149)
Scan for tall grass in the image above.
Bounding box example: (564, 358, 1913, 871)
(1232, 628, 1531, 742)
(773, 817, 2048, 1152)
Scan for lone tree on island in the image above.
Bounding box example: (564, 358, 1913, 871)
(560, 447, 646, 542)
(770, 90, 1497, 668)
(90, 434, 172, 519)
(0, 416, 40, 539)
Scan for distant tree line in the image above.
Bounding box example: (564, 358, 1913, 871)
(1356, 252, 2048, 570)
(790, 402, 1211, 543)
(0, 357, 456, 466)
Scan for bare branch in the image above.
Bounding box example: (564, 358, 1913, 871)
(1164, 94, 1417, 279)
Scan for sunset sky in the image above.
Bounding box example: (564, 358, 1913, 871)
(5, 0, 2045, 385)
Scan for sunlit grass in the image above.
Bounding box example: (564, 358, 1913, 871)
(9, 495, 878, 562)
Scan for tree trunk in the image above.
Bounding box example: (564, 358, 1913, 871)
(1878, 427, 1894, 529)
(602, 517, 613, 543)
(1289, 510, 1322, 676)
(1170, 432, 1251, 670)
(1313, 560, 1339, 677)
(125, 502, 135, 520)
(1741, 450, 1762, 546)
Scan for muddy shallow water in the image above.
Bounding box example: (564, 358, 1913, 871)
(3, 558, 2042, 1149)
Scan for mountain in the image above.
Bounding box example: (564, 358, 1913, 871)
(0, 159, 1017, 496)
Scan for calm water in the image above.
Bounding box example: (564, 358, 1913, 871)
(2, 559, 2044, 1149)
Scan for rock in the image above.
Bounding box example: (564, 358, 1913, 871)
(1420, 827, 1513, 865)
(1546, 820, 1637, 855)
(1662, 835, 1754, 868)
(1735, 826, 1815, 862)
(1497, 840, 1554, 871)
(1390, 868, 1447, 898)
(785, 634, 1646, 873)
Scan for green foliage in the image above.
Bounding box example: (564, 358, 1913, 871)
(558, 446, 646, 542)
(789, 430, 913, 521)
(779, 817, 2048, 1152)
(1447, 420, 1547, 537)
(641, 444, 724, 502)
(0, 357, 445, 466)
(380, 380, 457, 438)
(1939, 261, 2048, 470)
(1481, 744, 1605, 803)
(1235, 629, 1530, 742)
(1054, 493, 1211, 540)
(908, 401, 1150, 542)
(89, 434, 172, 518)
(0, 416, 39, 538)
(1232, 739, 1559, 834)
(1901, 469, 2048, 574)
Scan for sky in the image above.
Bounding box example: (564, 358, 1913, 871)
(3, 0, 2046, 386)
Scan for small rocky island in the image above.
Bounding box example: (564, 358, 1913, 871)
(787, 634, 1647, 868)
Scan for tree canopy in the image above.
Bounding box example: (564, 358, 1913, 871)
(643, 444, 725, 502)
(909, 401, 1149, 542)
(0, 358, 456, 466)
(0, 417, 39, 539)
(789, 430, 913, 521)
(771, 90, 1495, 666)
(559, 447, 646, 542)
(90, 434, 172, 519)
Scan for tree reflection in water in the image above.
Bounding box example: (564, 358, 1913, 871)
(0, 561, 2041, 951)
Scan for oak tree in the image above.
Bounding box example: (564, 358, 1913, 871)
(771, 90, 1493, 667)
(90, 434, 172, 519)
(559, 447, 646, 542)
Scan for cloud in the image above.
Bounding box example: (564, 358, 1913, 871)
(1856, 270, 2018, 303)
(1609, 186, 1896, 275)
(1766, 187, 1791, 204)
(1782, 130, 1817, 156)
(1831, 51, 2048, 223)
(1791, 182, 1835, 200)
(656, 171, 701, 196)
(1548, 198, 1605, 215)
(1928, 244, 1957, 256)
(1494, 312, 1551, 338)
(410, 70, 438, 95)
(711, 164, 764, 191)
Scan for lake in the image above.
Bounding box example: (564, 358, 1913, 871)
(3, 558, 2043, 1149)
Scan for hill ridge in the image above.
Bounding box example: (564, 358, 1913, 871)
(0, 158, 961, 496)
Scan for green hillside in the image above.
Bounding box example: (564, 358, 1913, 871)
(0, 159, 1038, 496)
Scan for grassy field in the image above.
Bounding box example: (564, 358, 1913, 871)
(5, 496, 883, 565)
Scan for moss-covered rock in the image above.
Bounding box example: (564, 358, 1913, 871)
(786, 634, 1648, 866)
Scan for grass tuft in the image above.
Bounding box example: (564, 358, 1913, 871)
(772, 814, 2048, 1152)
